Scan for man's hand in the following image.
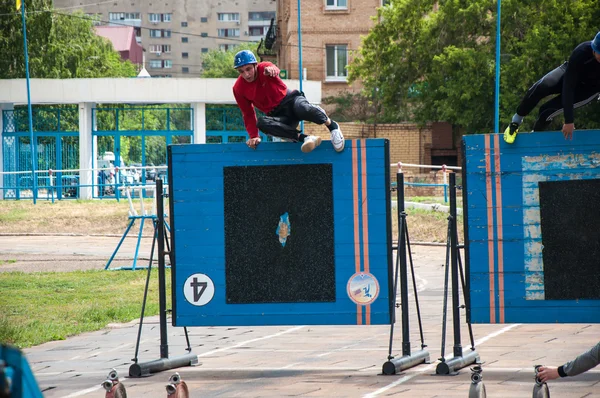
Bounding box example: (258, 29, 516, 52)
(537, 366, 560, 383)
(246, 137, 261, 149)
(562, 123, 575, 140)
(263, 65, 280, 77)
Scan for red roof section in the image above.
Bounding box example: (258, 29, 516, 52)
(95, 26, 143, 64)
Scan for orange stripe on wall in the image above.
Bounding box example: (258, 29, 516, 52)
(352, 140, 362, 325)
(493, 135, 505, 323)
(361, 141, 370, 274)
(360, 140, 371, 324)
(484, 134, 496, 323)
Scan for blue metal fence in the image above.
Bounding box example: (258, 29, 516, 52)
(2, 106, 269, 200)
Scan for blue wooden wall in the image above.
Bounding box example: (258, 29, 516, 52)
(464, 131, 600, 324)
(168, 139, 393, 326)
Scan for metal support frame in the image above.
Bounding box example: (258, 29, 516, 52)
(129, 179, 198, 378)
(105, 185, 170, 271)
(436, 173, 479, 375)
(382, 173, 430, 375)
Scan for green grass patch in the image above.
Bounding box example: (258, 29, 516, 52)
(0, 269, 170, 348)
(0, 208, 29, 223)
(0, 259, 17, 266)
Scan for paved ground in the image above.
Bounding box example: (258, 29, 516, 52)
(1, 236, 599, 397)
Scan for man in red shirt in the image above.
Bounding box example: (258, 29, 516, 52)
(232, 50, 345, 153)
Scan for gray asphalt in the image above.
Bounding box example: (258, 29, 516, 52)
(1, 236, 598, 397)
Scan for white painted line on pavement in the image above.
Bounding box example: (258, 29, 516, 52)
(474, 323, 520, 346)
(197, 325, 305, 358)
(362, 323, 521, 398)
(64, 326, 305, 397)
(64, 385, 102, 397)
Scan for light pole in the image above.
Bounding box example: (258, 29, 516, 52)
(494, 0, 501, 134)
(297, 0, 304, 132)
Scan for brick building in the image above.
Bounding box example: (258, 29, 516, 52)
(275, 0, 384, 101)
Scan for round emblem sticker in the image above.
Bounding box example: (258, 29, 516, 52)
(183, 273, 215, 306)
(347, 272, 380, 305)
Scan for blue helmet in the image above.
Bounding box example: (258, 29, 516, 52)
(593, 31, 600, 54)
(233, 50, 257, 69)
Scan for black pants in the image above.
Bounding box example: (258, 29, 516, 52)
(256, 90, 329, 141)
(517, 62, 600, 131)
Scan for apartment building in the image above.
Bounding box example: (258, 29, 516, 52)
(276, 0, 384, 101)
(53, 0, 277, 77)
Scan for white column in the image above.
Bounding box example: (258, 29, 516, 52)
(0, 103, 15, 200)
(192, 102, 206, 144)
(78, 102, 94, 199)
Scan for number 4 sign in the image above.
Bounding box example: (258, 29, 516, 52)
(183, 273, 215, 306)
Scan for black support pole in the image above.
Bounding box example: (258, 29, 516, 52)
(450, 173, 463, 359)
(157, 178, 169, 359)
(129, 178, 198, 378)
(436, 172, 479, 375)
(398, 173, 411, 357)
(382, 172, 429, 375)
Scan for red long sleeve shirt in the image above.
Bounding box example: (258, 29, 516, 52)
(232, 62, 288, 138)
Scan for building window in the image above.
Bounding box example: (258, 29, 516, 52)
(326, 44, 348, 80)
(149, 29, 161, 38)
(200, 17, 208, 23)
(181, 21, 188, 27)
(248, 26, 265, 36)
(182, 67, 189, 73)
(201, 48, 208, 53)
(248, 11, 275, 21)
(149, 44, 171, 53)
(149, 13, 171, 22)
(109, 12, 141, 20)
(149, 60, 162, 68)
(201, 32, 208, 37)
(325, 0, 347, 9)
(217, 28, 239, 37)
(149, 29, 171, 38)
(217, 13, 240, 22)
(164, 60, 172, 69)
(182, 52, 189, 58)
(182, 37, 188, 43)
(219, 44, 232, 51)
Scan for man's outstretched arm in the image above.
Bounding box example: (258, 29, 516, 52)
(538, 342, 600, 382)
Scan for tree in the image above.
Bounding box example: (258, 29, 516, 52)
(349, 0, 600, 134)
(0, 0, 137, 79)
(201, 42, 260, 78)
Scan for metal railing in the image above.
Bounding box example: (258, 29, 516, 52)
(1, 165, 168, 201)
(391, 162, 462, 203)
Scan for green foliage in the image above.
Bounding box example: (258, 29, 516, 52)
(322, 91, 381, 123)
(0, 0, 137, 78)
(201, 42, 260, 78)
(349, 0, 600, 133)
